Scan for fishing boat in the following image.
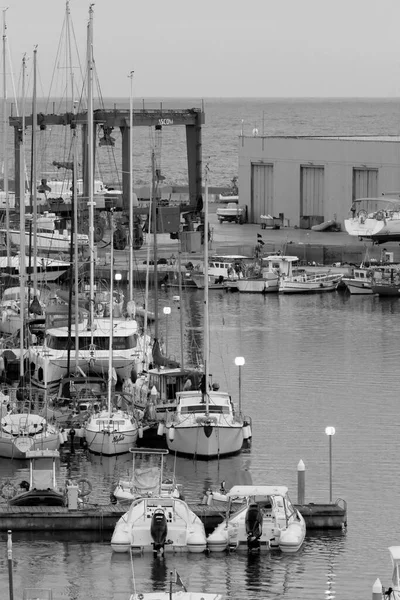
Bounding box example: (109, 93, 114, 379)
(5, 449, 66, 506)
(189, 255, 246, 289)
(0, 411, 60, 459)
(164, 168, 252, 459)
(112, 448, 183, 504)
(225, 254, 300, 293)
(111, 488, 207, 554)
(207, 485, 306, 553)
(279, 260, 344, 294)
(344, 195, 400, 241)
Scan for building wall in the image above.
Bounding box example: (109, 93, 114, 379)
(238, 136, 400, 227)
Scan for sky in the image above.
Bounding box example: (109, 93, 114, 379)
(4, 0, 400, 99)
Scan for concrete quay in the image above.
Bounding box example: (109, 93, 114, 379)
(94, 207, 393, 281)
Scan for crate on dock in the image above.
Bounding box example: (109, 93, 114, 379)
(260, 215, 282, 230)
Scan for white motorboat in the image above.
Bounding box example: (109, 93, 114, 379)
(129, 570, 223, 600)
(382, 546, 400, 599)
(207, 485, 306, 553)
(0, 412, 60, 459)
(1, 211, 89, 253)
(112, 448, 182, 504)
(344, 196, 400, 242)
(341, 266, 375, 294)
(111, 493, 207, 554)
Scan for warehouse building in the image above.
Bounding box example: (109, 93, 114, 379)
(237, 135, 400, 228)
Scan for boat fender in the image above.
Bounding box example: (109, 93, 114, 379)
(77, 478, 92, 498)
(168, 425, 175, 442)
(157, 422, 165, 436)
(138, 425, 143, 438)
(0, 480, 17, 499)
(0, 356, 4, 374)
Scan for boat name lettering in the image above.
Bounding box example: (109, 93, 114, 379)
(112, 434, 125, 443)
(158, 118, 173, 126)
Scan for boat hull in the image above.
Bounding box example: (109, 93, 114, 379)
(0, 433, 60, 459)
(341, 277, 373, 294)
(371, 283, 400, 297)
(165, 423, 244, 459)
(84, 411, 139, 456)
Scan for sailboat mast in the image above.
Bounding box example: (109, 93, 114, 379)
(204, 165, 210, 414)
(107, 210, 115, 412)
(2, 10, 10, 268)
(19, 55, 27, 380)
(87, 5, 95, 332)
(73, 109, 79, 374)
(31, 46, 38, 293)
(151, 150, 158, 341)
(128, 70, 134, 303)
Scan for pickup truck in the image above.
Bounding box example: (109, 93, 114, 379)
(216, 203, 246, 224)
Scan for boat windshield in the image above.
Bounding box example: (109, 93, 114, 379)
(180, 404, 229, 414)
(46, 334, 138, 350)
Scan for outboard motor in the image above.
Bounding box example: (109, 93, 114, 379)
(245, 502, 263, 550)
(150, 508, 168, 554)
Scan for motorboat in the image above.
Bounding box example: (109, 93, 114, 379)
(207, 485, 306, 553)
(0, 412, 60, 459)
(112, 448, 183, 504)
(6, 449, 66, 506)
(225, 254, 300, 293)
(344, 196, 400, 241)
(164, 389, 252, 459)
(384, 546, 400, 599)
(341, 266, 376, 294)
(111, 492, 207, 554)
(129, 570, 222, 600)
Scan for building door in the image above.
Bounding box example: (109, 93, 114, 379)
(352, 168, 378, 201)
(251, 163, 274, 223)
(300, 166, 325, 228)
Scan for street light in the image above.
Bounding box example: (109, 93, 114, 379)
(325, 426, 336, 503)
(234, 356, 245, 414)
(163, 306, 171, 356)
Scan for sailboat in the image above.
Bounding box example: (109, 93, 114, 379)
(27, 5, 146, 392)
(82, 9, 139, 455)
(164, 167, 252, 459)
(0, 53, 60, 460)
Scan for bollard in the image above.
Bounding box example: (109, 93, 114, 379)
(297, 459, 305, 505)
(372, 578, 382, 599)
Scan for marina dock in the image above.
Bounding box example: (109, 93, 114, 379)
(0, 501, 346, 533)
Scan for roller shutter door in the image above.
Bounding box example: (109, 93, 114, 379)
(251, 163, 274, 223)
(300, 166, 325, 228)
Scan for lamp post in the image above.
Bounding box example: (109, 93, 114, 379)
(234, 356, 245, 414)
(325, 426, 335, 503)
(163, 306, 171, 356)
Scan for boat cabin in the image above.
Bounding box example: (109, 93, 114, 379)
(146, 368, 202, 404)
(261, 255, 300, 278)
(175, 390, 233, 415)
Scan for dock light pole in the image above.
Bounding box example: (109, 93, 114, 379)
(163, 306, 171, 356)
(325, 426, 335, 503)
(234, 357, 245, 414)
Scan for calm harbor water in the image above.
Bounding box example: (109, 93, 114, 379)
(1, 286, 400, 599)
